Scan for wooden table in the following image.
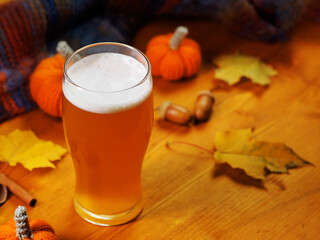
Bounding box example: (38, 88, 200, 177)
(0, 20, 319, 239)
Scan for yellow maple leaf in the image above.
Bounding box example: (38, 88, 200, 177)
(213, 129, 311, 179)
(0, 129, 67, 171)
(213, 53, 277, 85)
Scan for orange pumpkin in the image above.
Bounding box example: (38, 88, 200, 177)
(29, 53, 64, 117)
(0, 206, 57, 240)
(146, 26, 201, 81)
(29, 41, 74, 117)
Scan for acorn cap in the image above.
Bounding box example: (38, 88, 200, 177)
(197, 90, 214, 101)
(158, 101, 172, 119)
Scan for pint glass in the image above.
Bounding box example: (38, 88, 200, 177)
(62, 43, 153, 226)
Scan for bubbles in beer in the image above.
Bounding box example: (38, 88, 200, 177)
(63, 53, 152, 114)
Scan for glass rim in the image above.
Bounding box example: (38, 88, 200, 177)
(63, 42, 151, 93)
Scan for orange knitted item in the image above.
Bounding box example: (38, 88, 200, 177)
(30, 54, 65, 117)
(0, 219, 57, 240)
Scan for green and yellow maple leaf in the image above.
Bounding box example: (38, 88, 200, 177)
(0, 129, 67, 171)
(213, 129, 311, 179)
(213, 53, 277, 85)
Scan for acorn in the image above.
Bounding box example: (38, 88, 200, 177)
(159, 101, 194, 125)
(194, 90, 215, 122)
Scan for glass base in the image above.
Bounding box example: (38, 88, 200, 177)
(74, 198, 143, 226)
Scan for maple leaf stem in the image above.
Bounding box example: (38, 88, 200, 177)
(166, 140, 214, 155)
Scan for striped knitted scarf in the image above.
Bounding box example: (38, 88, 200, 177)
(0, 0, 102, 122)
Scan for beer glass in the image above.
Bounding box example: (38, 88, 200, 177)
(62, 43, 153, 226)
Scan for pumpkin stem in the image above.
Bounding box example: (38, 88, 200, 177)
(56, 41, 74, 60)
(14, 206, 33, 240)
(170, 26, 189, 50)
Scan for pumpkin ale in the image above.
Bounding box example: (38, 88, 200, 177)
(62, 43, 153, 226)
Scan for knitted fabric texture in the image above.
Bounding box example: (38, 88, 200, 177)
(0, 0, 101, 122)
(0, 220, 15, 240)
(0, 219, 57, 240)
(0, 0, 320, 122)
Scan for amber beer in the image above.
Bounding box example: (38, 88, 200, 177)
(62, 43, 153, 226)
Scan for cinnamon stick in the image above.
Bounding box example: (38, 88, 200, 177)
(0, 173, 37, 207)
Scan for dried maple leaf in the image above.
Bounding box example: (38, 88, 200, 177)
(213, 129, 311, 179)
(0, 129, 67, 171)
(213, 53, 277, 85)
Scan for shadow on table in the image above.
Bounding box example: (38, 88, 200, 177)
(212, 163, 266, 189)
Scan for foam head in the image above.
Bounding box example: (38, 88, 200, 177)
(63, 52, 152, 114)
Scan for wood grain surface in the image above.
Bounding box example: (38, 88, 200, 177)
(0, 20, 319, 240)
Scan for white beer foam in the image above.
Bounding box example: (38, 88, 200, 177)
(63, 53, 152, 114)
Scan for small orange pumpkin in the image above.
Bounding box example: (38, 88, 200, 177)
(0, 206, 57, 240)
(29, 41, 74, 117)
(146, 26, 201, 81)
(29, 53, 64, 117)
